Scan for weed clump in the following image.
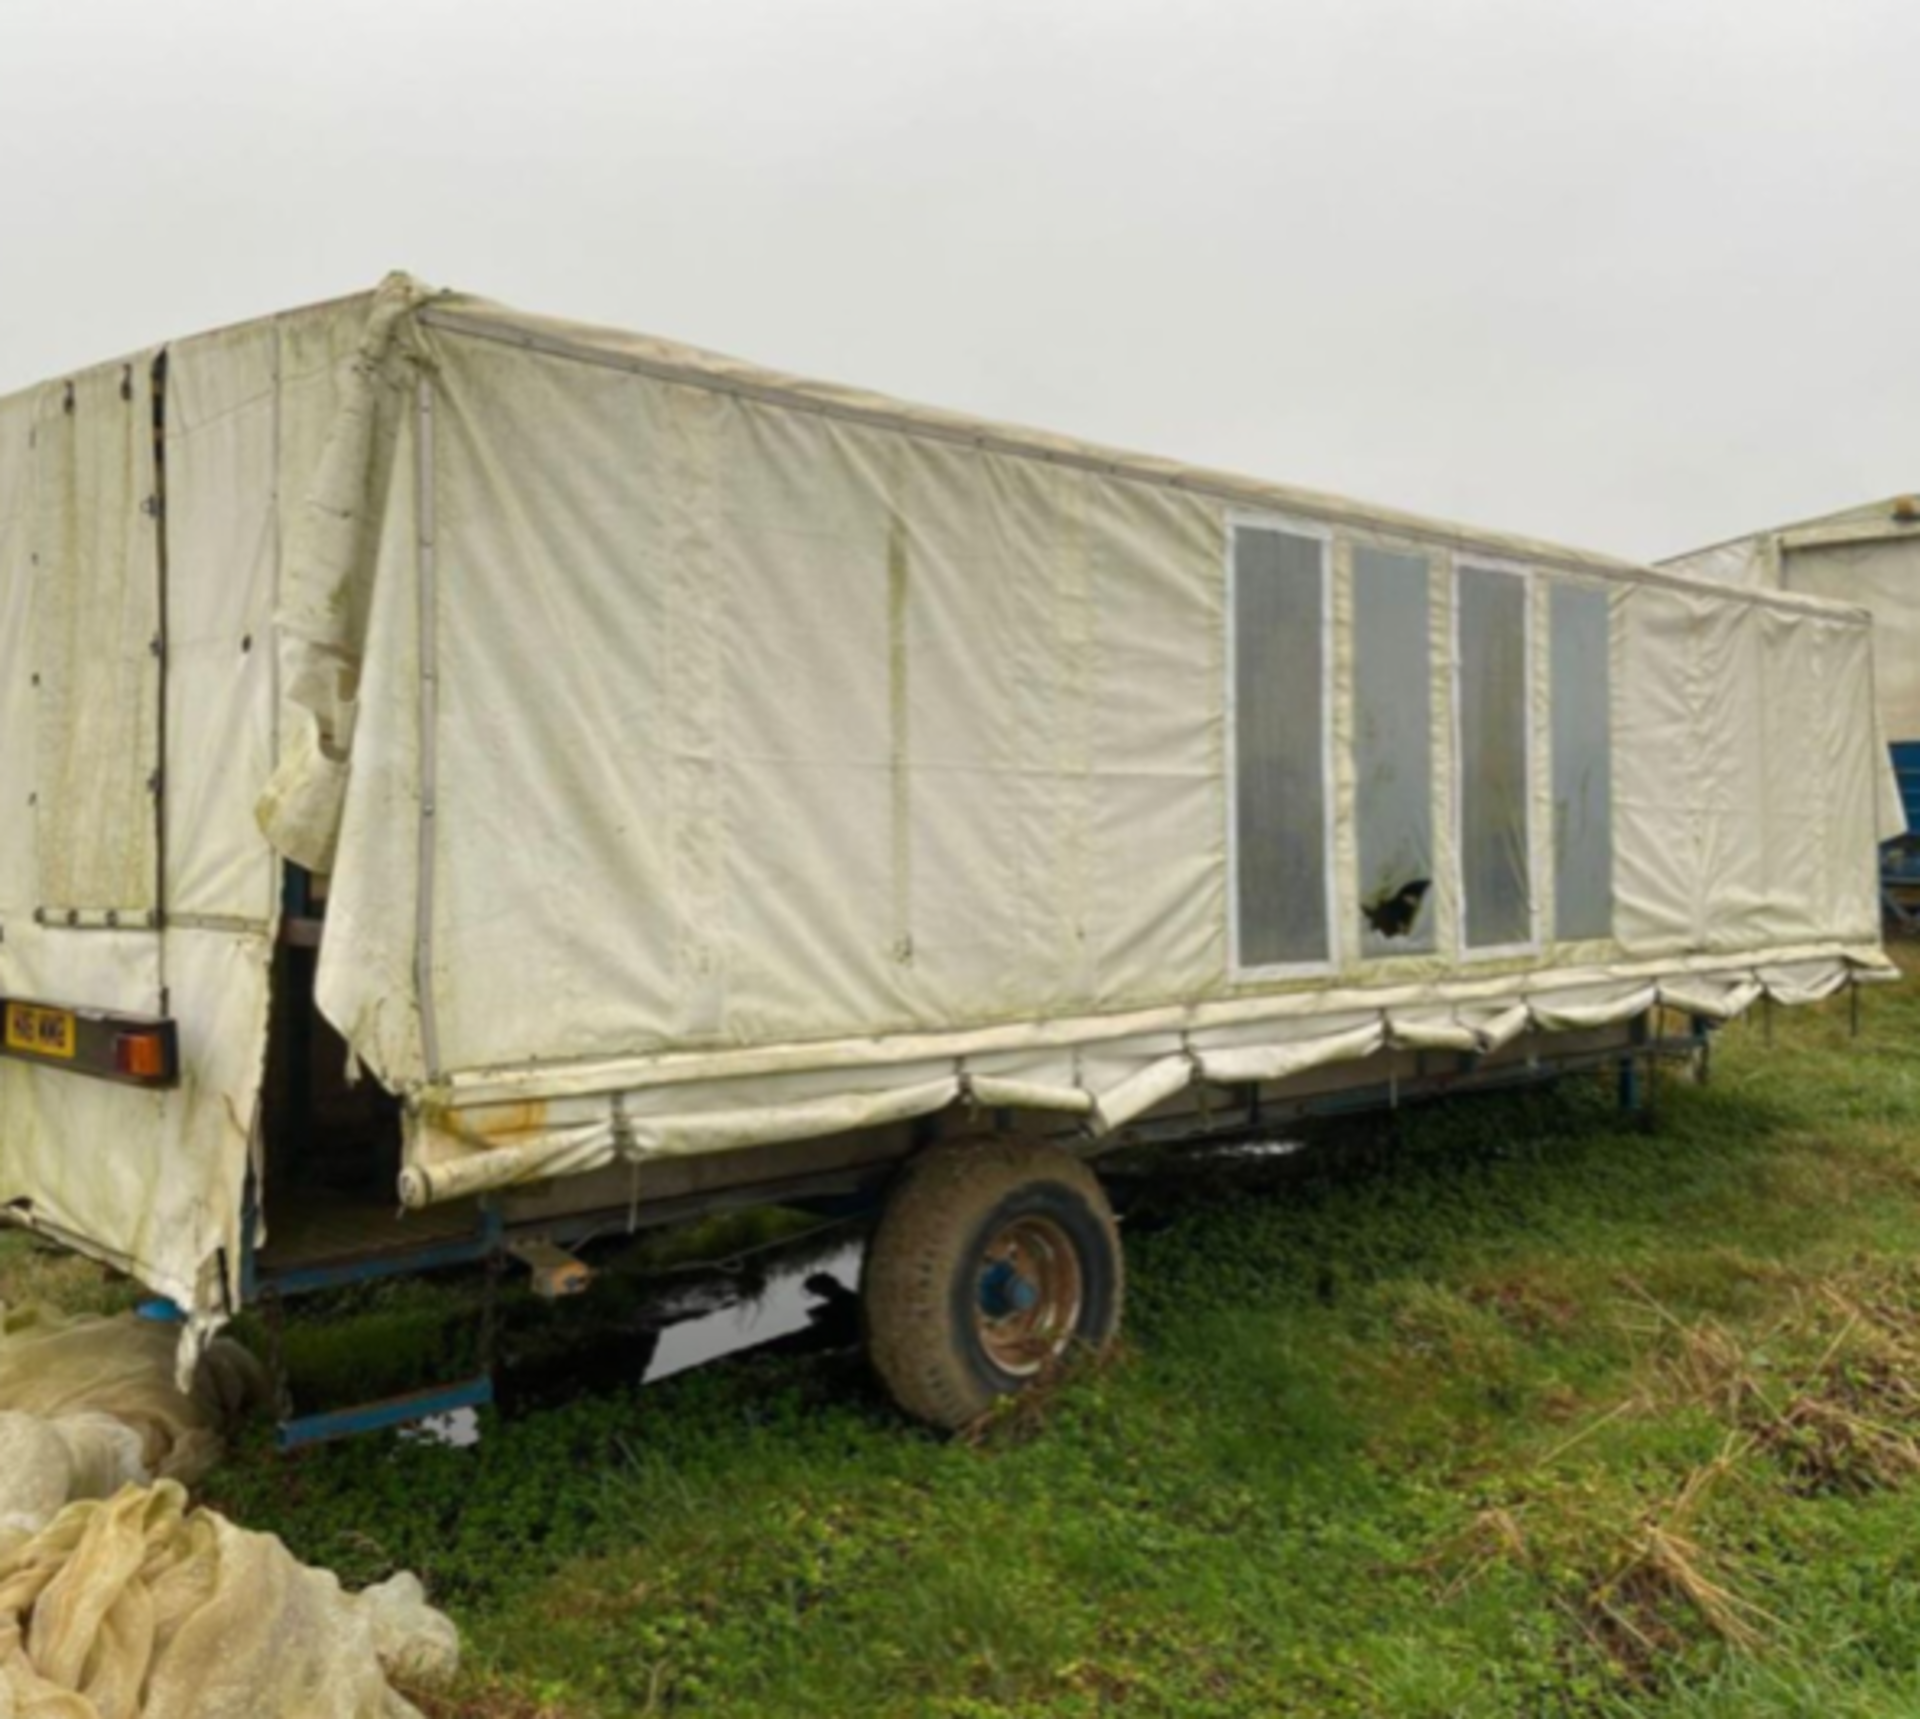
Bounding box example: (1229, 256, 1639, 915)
(956, 1340, 1130, 1449)
(1651, 1272, 1920, 1496)
(1429, 1257, 1920, 1694)
(1433, 1441, 1775, 1690)
(1578, 1443, 1777, 1679)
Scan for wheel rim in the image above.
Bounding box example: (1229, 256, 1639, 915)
(973, 1214, 1084, 1377)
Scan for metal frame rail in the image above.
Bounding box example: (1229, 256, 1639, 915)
(215, 1013, 1705, 1448)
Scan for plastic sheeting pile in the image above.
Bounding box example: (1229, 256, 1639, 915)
(0, 1307, 459, 1717)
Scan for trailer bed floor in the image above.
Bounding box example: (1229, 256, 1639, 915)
(255, 1187, 489, 1283)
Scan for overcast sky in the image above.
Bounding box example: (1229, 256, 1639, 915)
(2, 0, 1914, 561)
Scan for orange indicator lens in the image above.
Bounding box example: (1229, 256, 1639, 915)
(114, 1033, 168, 1081)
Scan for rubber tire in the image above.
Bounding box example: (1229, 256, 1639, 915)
(863, 1138, 1124, 1430)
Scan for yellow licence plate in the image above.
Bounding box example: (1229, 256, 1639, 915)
(4, 1003, 76, 1061)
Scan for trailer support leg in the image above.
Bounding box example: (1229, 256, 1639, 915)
(1689, 1013, 1712, 1086)
(263, 1288, 294, 1424)
(1616, 1056, 1640, 1116)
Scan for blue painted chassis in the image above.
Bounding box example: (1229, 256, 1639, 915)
(194, 1021, 1704, 1452)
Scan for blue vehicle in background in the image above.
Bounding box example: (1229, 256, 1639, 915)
(1884, 741, 1920, 926)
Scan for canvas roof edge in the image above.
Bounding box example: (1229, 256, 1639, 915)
(416, 290, 1647, 583)
(0, 270, 1884, 623)
(418, 290, 1879, 622)
(1662, 493, 1920, 565)
(0, 286, 381, 407)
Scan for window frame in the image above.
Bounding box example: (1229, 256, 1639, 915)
(1451, 556, 1540, 962)
(1225, 511, 1338, 983)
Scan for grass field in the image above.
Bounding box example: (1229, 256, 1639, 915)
(10, 958, 1920, 1717)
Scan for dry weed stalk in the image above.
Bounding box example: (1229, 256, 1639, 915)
(1431, 1431, 1779, 1681)
(1427, 1505, 1531, 1601)
(1621, 1268, 1920, 1495)
(1583, 1439, 1779, 1667)
(1429, 1265, 1920, 1679)
(957, 1339, 1129, 1448)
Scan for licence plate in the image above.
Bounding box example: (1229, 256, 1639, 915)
(4, 1003, 76, 1061)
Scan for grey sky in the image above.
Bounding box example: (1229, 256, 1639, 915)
(3, 0, 1914, 561)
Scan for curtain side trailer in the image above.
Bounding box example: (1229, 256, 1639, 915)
(0, 277, 1895, 1440)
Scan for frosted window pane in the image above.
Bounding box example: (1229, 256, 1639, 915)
(1233, 527, 1328, 969)
(1458, 567, 1531, 949)
(1354, 547, 1435, 954)
(1551, 584, 1612, 941)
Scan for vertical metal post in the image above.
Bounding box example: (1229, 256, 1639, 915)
(477, 1202, 505, 1390)
(1617, 1055, 1641, 1115)
(1618, 1009, 1652, 1124)
(1689, 1012, 1712, 1086)
(479, 1253, 503, 1379)
(414, 376, 443, 1080)
(149, 352, 172, 996)
(263, 1290, 294, 1424)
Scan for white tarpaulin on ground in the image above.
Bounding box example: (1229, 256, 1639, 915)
(0, 275, 1897, 1332)
(0, 1308, 456, 1718)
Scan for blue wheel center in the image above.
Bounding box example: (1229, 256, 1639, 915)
(979, 1259, 1039, 1319)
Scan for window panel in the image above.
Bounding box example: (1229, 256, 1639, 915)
(32, 365, 162, 917)
(1353, 547, 1435, 954)
(1550, 583, 1613, 941)
(1457, 565, 1532, 950)
(1232, 525, 1329, 971)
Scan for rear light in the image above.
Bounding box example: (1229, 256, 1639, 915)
(114, 1032, 170, 1082)
(0, 996, 179, 1088)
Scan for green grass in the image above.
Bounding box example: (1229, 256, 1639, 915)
(12, 960, 1920, 1716)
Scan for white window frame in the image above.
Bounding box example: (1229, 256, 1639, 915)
(1452, 556, 1540, 962)
(1225, 511, 1338, 982)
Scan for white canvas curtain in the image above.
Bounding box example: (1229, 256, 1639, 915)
(0, 278, 1899, 1327)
